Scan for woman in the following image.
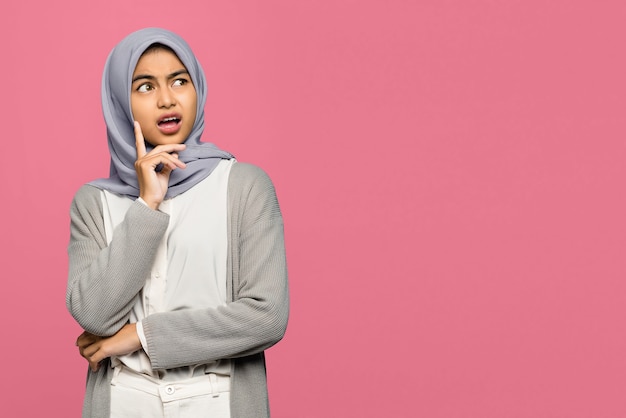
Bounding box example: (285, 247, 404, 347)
(66, 27, 288, 418)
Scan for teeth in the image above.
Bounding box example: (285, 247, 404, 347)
(161, 117, 178, 123)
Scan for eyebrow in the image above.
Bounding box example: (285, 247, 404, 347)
(132, 69, 190, 83)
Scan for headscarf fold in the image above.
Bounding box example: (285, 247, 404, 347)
(90, 27, 233, 199)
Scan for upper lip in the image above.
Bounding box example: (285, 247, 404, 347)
(158, 113, 182, 124)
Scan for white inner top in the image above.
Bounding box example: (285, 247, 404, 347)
(101, 158, 235, 381)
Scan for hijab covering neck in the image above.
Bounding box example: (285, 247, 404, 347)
(89, 27, 233, 199)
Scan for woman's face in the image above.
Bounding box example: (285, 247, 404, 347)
(130, 47, 197, 146)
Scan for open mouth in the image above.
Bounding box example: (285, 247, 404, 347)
(157, 115, 182, 134)
(158, 116, 181, 126)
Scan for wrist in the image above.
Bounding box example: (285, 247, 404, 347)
(137, 196, 160, 211)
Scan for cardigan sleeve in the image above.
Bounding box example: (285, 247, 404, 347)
(141, 164, 289, 370)
(66, 184, 170, 336)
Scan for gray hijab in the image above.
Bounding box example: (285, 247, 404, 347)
(90, 27, 233, 199)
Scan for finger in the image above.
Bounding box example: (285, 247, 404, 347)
(87, 345, 109, 372)
(76, 332, 97, 348)
(81, 339, 102, 358)
(134, 121, 147, 159)
(88, 356, 101, 372)
(137, 151, 187, 172)
(166, 153, 186, 171)
(147, 143, 186, 156)
(76, 331, 87, 346)
(163, 152, 187, 170)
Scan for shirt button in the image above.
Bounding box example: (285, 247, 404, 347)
(166, 386, 175, 395)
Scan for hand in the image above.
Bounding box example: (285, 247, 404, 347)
(134, 121, 186, 210)
(76, 324, 142, 372)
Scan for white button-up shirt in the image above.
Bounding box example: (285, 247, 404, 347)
(101, 159, 235, 381)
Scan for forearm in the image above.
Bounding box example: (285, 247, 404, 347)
(66, 186, 170, 335)
(143, 291, 288, 369)
(143, 219, 288, 370)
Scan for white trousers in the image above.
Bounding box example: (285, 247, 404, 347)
(110, 366, 231, 418)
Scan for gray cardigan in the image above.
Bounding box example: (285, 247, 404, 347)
(66, 162, 289, 417)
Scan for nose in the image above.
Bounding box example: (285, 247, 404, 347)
(157, 87, 176, 108)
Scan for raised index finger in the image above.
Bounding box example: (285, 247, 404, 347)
(134, 121, 147, 158)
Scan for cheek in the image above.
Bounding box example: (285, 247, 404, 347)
(187, 97, 198, 124)
(130, 99, 146, 124)
(187, 89, 198, 116)
(189, 95, 198, 116)
(130, 96, 139, 117)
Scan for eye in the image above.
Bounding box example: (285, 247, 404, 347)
(136, 83, 153, 93)
(172, 78, 189, 87)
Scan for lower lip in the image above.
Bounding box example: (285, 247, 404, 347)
(157, 120, 182, 135)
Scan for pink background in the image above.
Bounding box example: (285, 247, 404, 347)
(2, 0, 626, 416)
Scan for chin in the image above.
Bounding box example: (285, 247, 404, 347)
(146, 136, 185, 146)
